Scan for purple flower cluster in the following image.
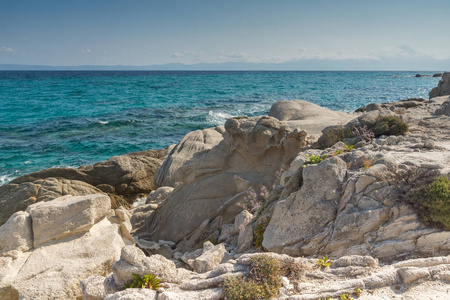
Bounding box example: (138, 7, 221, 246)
(238, 185, 271, 214)
(352, 125, 375, 142)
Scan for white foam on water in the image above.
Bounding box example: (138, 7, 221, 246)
(206, 110, 235, 125)
(0, 174, 15, 185)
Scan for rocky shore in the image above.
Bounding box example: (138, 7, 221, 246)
(1, 73, 450, 299)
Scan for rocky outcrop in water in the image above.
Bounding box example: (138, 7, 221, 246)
(429, 71, 450, 98)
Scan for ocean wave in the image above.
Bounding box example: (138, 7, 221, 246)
(0, 174, 16, 185)
(206, 110, 235, 125)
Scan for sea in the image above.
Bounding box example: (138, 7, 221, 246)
(0, 71, 441, 185)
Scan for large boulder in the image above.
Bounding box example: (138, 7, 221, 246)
(154, 127, 225, 188)
(435, 99, 450, 116)
(0, 149, 165, 226)
(429, 72, 450, 98)
(0, 193, 130, 300)
(26, 194, 111, 247)
(0, 178, 102, 226)
(263, 156, 347, 253)
(268, 100, 355, 134)
(191, 242, 229, 273)
(135, 116, 308, 244)
(0, 211, 32, 254)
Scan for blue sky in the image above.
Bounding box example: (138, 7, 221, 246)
(1, 0, 449, 69)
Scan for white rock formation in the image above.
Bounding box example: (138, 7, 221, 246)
(136, 116, 308, 244)
(0, 193, 131, 300)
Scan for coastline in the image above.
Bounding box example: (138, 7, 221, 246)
(0, 70, 442, 185)
(1, 73, 450, 299)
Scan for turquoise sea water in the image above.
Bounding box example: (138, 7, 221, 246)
(0, 71, 440, 184)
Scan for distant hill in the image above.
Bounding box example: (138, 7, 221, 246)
(1, 57, 449, 71)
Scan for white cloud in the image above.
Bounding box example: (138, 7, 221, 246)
(81, 49, 92, 53)
(183, 50, 203, 56)
(368, 45, 429, 59)
(0, 46, 16, 54)
(172, 50, 205, 61)
(218, 50, 254, 62)
(172, 52, 183, 59)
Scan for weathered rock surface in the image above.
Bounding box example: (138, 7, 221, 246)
(27, 194, 111, 247)
(154, 127, 225, 188)
(87, 252, 450, 300)
(135, 116, 308, 244)
(435, 99, 450, 116)
(0, 211, 32, 254)
(268, 99, 355, 135)
(111, 245, 179, 287)
(355, 97, 429, 113)
(262, 145, 450, 260)
(263, 156, 347, 253)
(0, 177, 102, 226)
(317, 109, 401, 148)
(191, 242, 229, 273)
(429, 71, 450, 98)
(80, 275, 105, 300)
(145, 186, 174, 204)
(0, 194, 130, 300)
(104, 288, 157, 300)
(0, 149, 165, 226)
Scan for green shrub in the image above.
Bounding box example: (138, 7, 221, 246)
(399, 171, 450, 231)
(123, 273, 161, 290)
(253, 217, 270, 249)
(373, 116, 408, 137)
(303, 154, 328, 168)
(222, 255, 281, 300)
(420, 176, 450, 230)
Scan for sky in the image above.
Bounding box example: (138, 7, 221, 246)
(1, 0, 449, 70)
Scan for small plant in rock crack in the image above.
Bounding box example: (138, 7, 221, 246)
(344, 143, 354, 152)
(353, 286, 362, 297)
(317, 255, 332, 268)
(253, 217, 271, 249)
(352, 125, 375, 142)
(303, 154, 328, 167)
(123, 273, 161, 290)
(339, 292, 354, 300)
